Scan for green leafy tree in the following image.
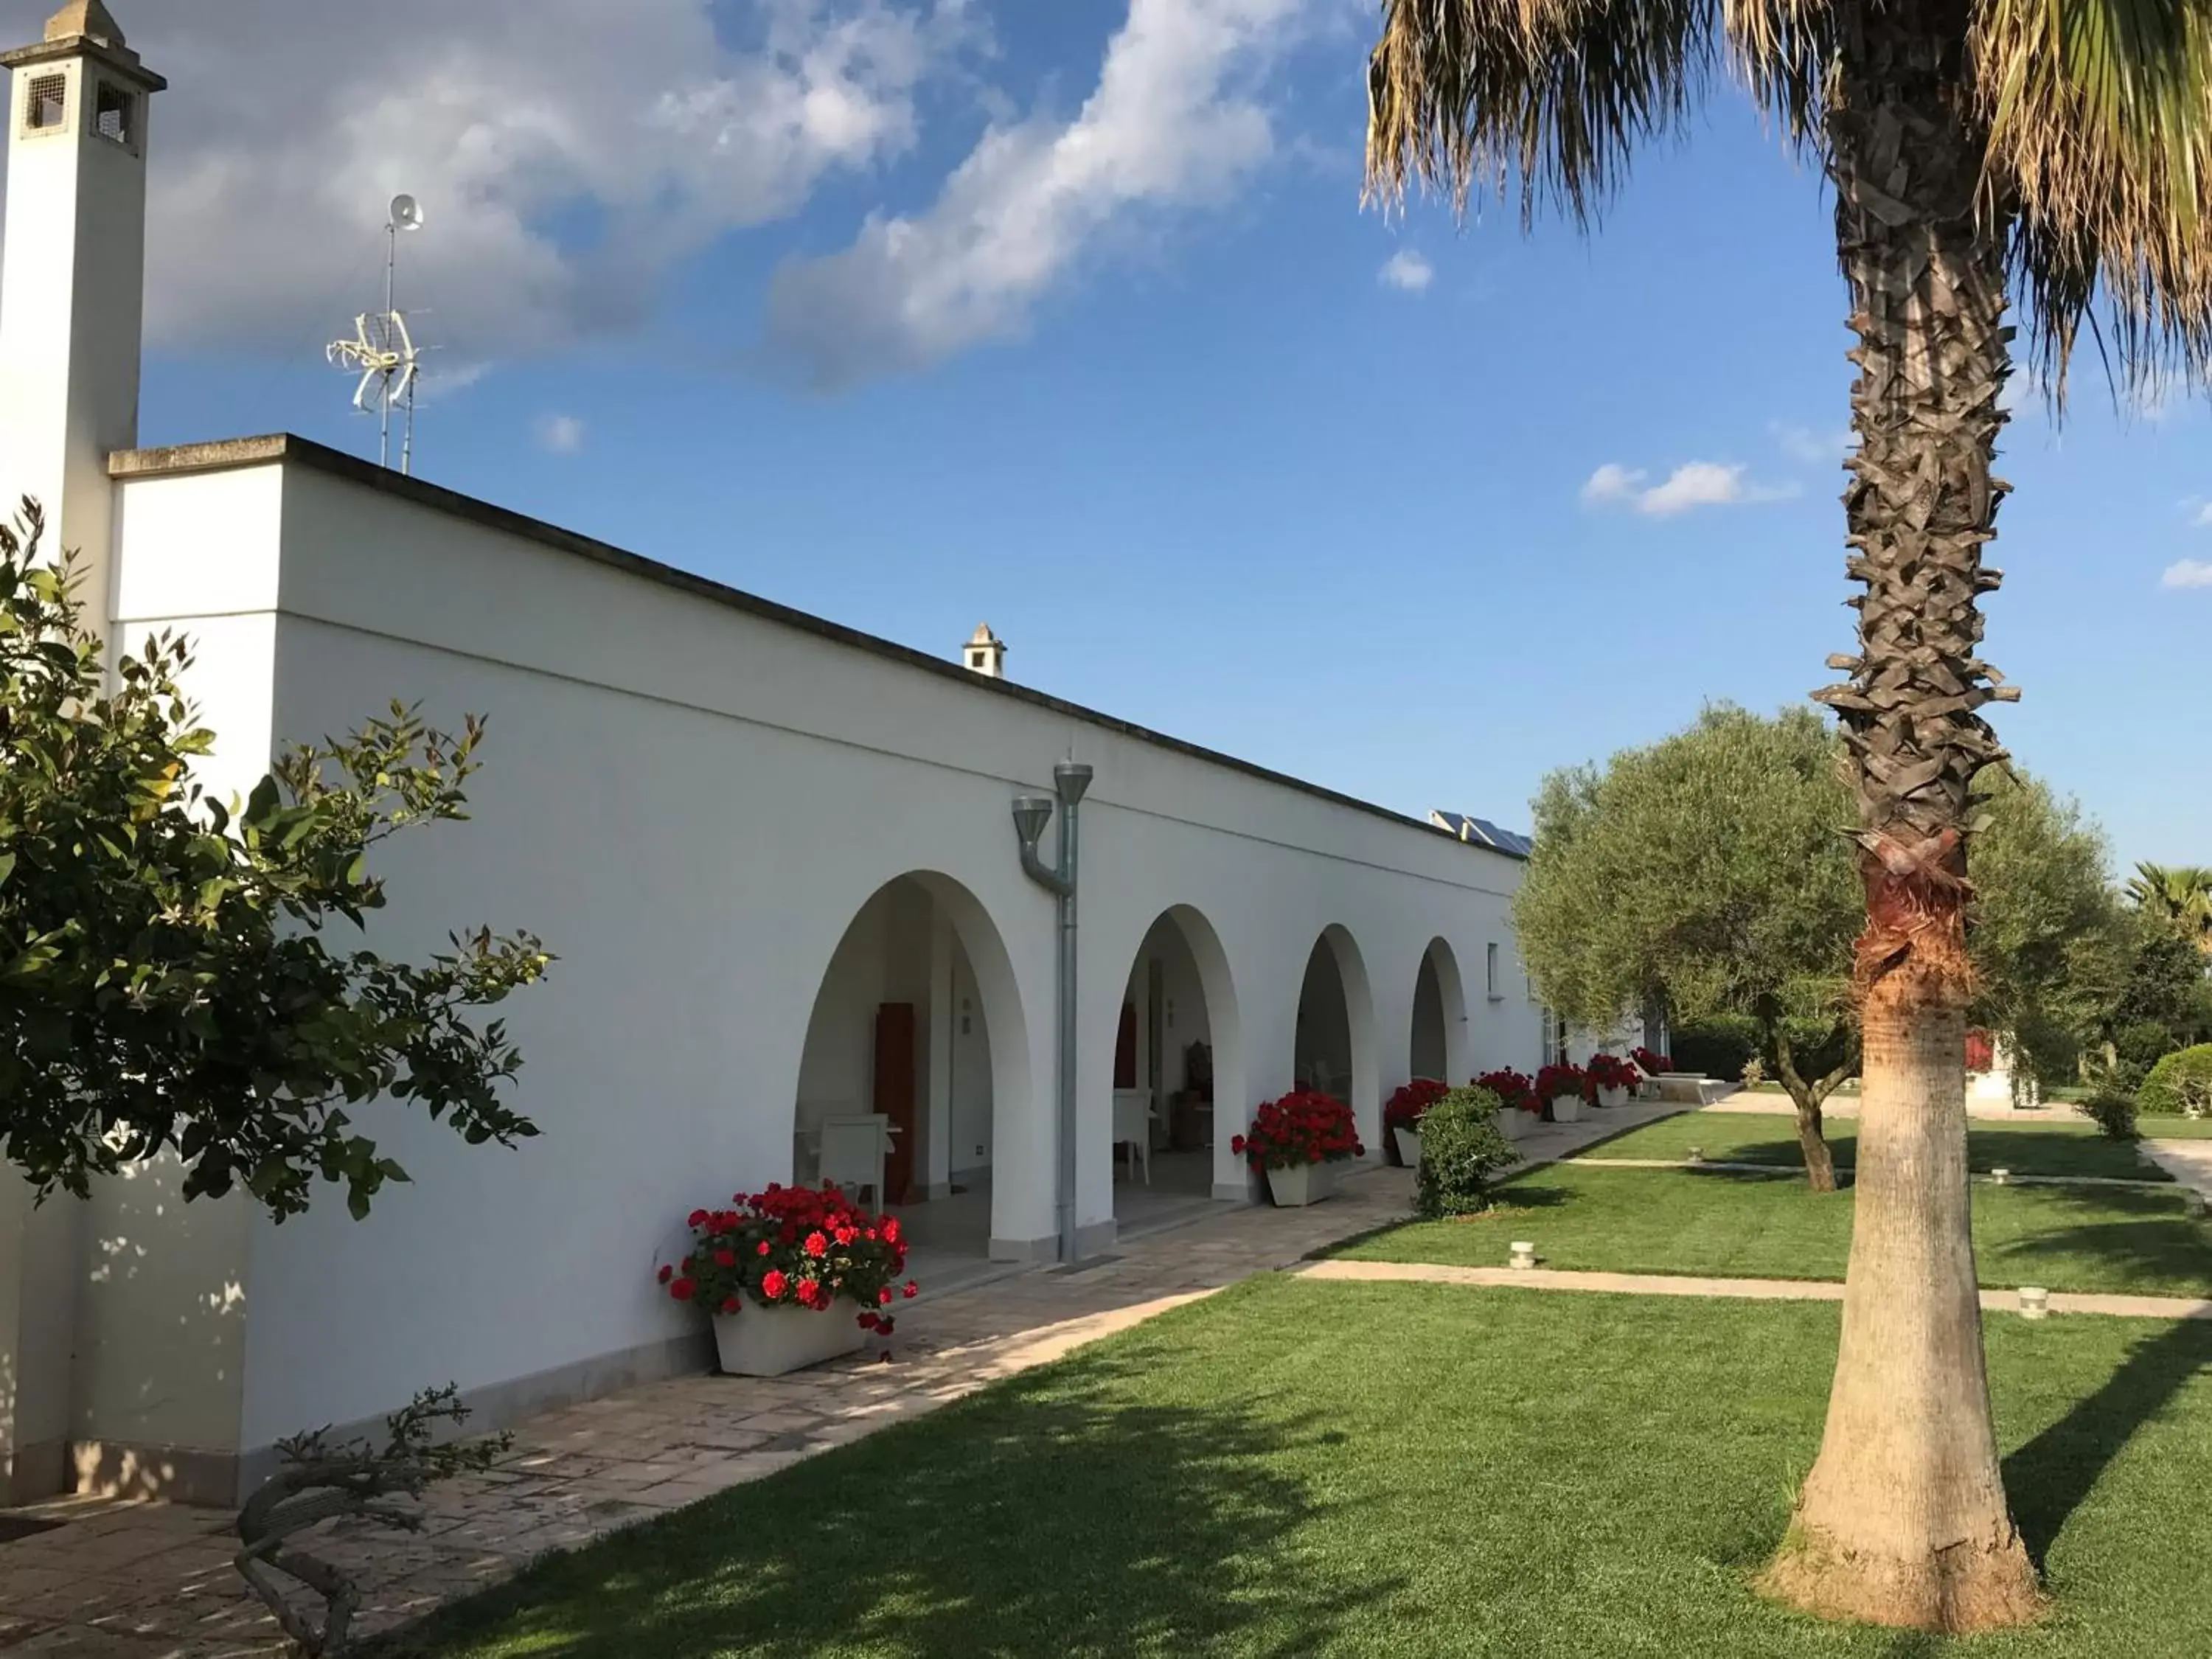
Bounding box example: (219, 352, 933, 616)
(1364, 0, 2212, 1622)
(0, 502, 550, 1221)
(2125, 861, 2212, 958)
(1516, 707, 2116, 1194)
(1518, 706, 1861, 1191)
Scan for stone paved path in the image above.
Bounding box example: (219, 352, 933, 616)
(1297, 1257, 2212, 1321)
(2145, 1138, 2212, 1206)
(0, 1107, 1680, 1658)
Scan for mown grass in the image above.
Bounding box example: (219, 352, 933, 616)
(1586, 1110, 2170, 1183)
(385, 1278, 2212, 1658)
(1335, 1163, 2212, 1296)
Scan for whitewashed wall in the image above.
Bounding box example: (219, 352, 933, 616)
(86, 442, 1542, 1491)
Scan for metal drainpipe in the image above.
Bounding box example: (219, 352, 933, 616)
(1013, 762, 1093, 1265)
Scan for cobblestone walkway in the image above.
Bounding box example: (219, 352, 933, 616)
(0, 1106, 1677, 1658)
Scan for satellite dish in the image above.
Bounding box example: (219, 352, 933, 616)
(390, 193, 424, 232)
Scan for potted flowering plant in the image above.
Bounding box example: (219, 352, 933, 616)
(1383, 1077, 1450, 1168)
(1475, 1068, 1542, 1141)
(656, 1184, 919, 1377)
(1632, 1046, 1673, 1078)
(1234, 1089, 1363, 1207)
(1536, 1062, 1590, 1124)
(1587, 1053, 1641, 1108)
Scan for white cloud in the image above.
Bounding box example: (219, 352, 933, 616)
(2192, 501, 2212, 527)
(1378, 249, 1433, 293)
(1581, 463, 1647, 505)
(1771, 421, 1853, 464)
(1582, 459, 1795, 517)
(535, 413, 587, 454)
(762, 0, 1311, 389)
(0, 0, 978, 359)
(2163, 559, 2212, 589)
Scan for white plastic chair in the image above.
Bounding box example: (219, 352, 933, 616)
(819, 1114, 891, 1208)
(1113, 1090, 1152, 1185)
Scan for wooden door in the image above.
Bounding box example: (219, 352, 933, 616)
(874, 1003, 917, 1203)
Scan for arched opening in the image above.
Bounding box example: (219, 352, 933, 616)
(1295, 925, 1380, 1153)
(1108, 907, 1245, 1228)
(793, 872, 1031, 1293)
(1411, 938, 1470, 1085)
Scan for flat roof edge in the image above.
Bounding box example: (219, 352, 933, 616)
(108, 432, 1526, 862)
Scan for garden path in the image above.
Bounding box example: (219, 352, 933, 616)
(1297, 1257, 2212, 1321)
(2145, 1138, 2212, 1204)
(0, 1102, 1677, 1658)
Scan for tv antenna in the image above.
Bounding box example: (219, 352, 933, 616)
(327, 193, 427, 473)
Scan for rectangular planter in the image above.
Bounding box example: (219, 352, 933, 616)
(713, 1305, 867, 1378)
(1393, 1127, 1423, 1169)
(1498, 1110, 1534, 1142)
(1549, 1094, 1584, 1124)
(1265, 1161, 1338, 1208)
(1598, 1085, 1630, 1109)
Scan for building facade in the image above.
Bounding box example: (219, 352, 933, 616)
(0, 4, 1543, 1506)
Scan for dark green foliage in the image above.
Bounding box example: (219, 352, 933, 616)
(1414, 1086, 1514, 1218)
(2139, 1046, 2212, 1119)
(0, 503, 551, 1220)
(1671, 1017, 1761, 1082)
(2081, 1092, 2140, 1141)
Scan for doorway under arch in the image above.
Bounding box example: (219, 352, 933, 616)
(1107, 905, 1245, 1226)
(791, 871, 1032, 1291)
(1294, 925, 1380, 1154)
(1411, 937, 1470, 1085)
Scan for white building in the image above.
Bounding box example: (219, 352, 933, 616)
(0, 4, 1543, 1508)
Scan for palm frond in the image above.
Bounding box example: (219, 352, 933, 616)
(1973, 0, 2212, 394)
(1364, 0, 1833, 223)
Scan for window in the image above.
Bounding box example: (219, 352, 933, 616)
(1486, 942, 1502, 1000)
(25, 74, 67, 134)
(94, 82, 133, 147)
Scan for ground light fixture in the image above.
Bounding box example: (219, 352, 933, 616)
(2018, 1286, 2051, 1320)
(1509, 1241, 1536, 1270)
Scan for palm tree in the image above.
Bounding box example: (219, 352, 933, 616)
(2126, 860, 2212, 955)
(1365, 0, 2212, 1635)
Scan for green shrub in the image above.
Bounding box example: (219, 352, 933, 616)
(1416, 1087, 1517, 1218)
(1672, 1016, 1760, 1081)
(2080, 1091, 2138, 1141)
(2139, 1045, 2212, 1117)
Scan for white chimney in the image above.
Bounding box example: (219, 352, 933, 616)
(0, 0, 163, 642)
(962, 622, 1006, 680)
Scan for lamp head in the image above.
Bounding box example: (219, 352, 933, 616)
(1011, 795, 1055, 852)
(1053, 762, 1093, 807)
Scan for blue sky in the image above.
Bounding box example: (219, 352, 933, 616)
(53, 0, 2206, 869)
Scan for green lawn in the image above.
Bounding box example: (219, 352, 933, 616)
(2141, 1117, 2212, 1139)
(1335, 1164, 2212, 1296)
(386, 1279, 2212, 1658)
(1587, 1111, 2171, 1183)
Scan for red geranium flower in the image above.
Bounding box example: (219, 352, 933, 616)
(687, 1209, 708, 1227)
(656, 1264, 672, 1284)
(720, 1295, 740, 1314)
(714, 1249, 737, 1268)
(804, 1230, 829, 1258)
(761, 1269, 787, 1300)
(902, 1281, 918, 1298)
(669, 1276, 696, 1301)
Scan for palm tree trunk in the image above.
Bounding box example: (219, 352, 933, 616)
(1761, 0, 2040, 1632)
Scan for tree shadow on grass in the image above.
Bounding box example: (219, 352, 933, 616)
(2002, 1318, 2212, 1570)
(1981, 1183, 2212, 1295)
(378, 1350, 1397, 1659)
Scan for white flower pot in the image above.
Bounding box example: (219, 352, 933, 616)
(1549, 1094, 1583, 1124)
(1498, 1110, 1532, 1142)
(1265, 1161, 1338, 1208)
(1393, 1127, 1423, 1168)
(712, 1304, 867, 1378)
(1599, 1085, 1630, 1109)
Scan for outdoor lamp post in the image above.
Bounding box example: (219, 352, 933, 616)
(1012, 762, 1093, 1265)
